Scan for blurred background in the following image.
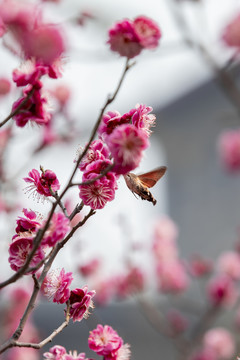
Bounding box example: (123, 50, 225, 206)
(1, 0, 240, 359)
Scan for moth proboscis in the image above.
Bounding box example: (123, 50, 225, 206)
(123, 166, 167, 206)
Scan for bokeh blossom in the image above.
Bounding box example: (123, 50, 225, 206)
(222, 14, 240, 49)
(203, 328, 235, 359)
(108, 16, 161, 58)
(42, 212, 70, 247)
(69, 286, 96, 322)
(218, 129, 240, 172)
(207, 274, 238, 307)
(43, 268, 73, 304)
(0, 77, 11, 96)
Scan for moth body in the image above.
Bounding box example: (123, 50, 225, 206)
(123, 166, 167, 206)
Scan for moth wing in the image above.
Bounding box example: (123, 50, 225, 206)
(138, 166, 167, 188)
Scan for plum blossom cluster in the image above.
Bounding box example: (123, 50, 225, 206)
(43, 268, 96, 322)
(108, 15, 161, 58)
(0, 0, 66, 127)
(8, 208, 70, 274)
(88, 324, 131, 360)
(44, 325, 131, 360)
(78, 104, 156, 210)
(44, 345, 88, 360)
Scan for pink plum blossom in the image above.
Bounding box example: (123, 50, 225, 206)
(78, 258, 101, 277)
(217, 251, 240, 280)
(51, 84, 71, 108)
(64, 351, 88, 360)
(79, 159, 117, 209)
(218, 129, 240, 172)
(98, 110, 124, 139)
(189, 255, 213, 277)
(88, 324, 123, 357)
(167, 309, 188, 335)
(12, 59, 47, 87)
(153, 217, 179, 262)
(43, 268, 73, 304)
(131, 104, 156, 136)
(24, 168, 60, 199)
(105, 343, 131, 360)
(79, 140, 110, 171)
(69, 286, 96, 322)
(12, 86, 51, 127)
(108, 19, 142, 58)
(203, 328, 235, 359)
(207, 274, 238, 307)
(43, 345, 67, 360)
(116, 266, 145, 298)
(8, 235, 45, 273)
(156, 260, 189, 294)
(15, 208, 41, 234)
(23, 24, 65, 66)
(133, 16, 161, 49)
(42, 212, 70, 247)
(106, 123, 149, 174)
(222, 14, 240, 48)
(0, 77, 11, 95)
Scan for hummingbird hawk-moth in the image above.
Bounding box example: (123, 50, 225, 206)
(123, 166, 167, 206)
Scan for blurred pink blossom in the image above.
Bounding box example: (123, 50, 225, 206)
(133, 16, 161, 49)
(218, 129, 240, 172)
(203, 327, 235, 359)
(42, 212, 70, 247)
(156, 260, 189, 294)
(116, 266, 145, 298)
(217, 251, 240, 280)
(222, 14, 240, 48)
(0, 77, 11, 95)
(167, 309, 188, 335)
(12, 59, 47, 87)
(189, 254, 213, 277)
(108, 19, 142, 59)
(78, 258, 101, 277)
(207, 274, 238, 307)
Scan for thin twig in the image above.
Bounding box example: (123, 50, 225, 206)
(71, 163, 114, 187)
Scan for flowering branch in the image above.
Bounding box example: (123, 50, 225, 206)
(0, 87, 35, 128)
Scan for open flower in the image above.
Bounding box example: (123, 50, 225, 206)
(133, 16, 161, 49)
(88, 324, 123, 357)
(79, 159, 117, 210)
(43, 268, 73, 304)
(8, 234, 45, 274)
(42, 212, 70, 247)
(106, 123, 149, 174)
(15, 208, 41, 234)
(24, 168, 60, 199)
(43, 345, 67, 360)
(68, 286, 96, 322)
